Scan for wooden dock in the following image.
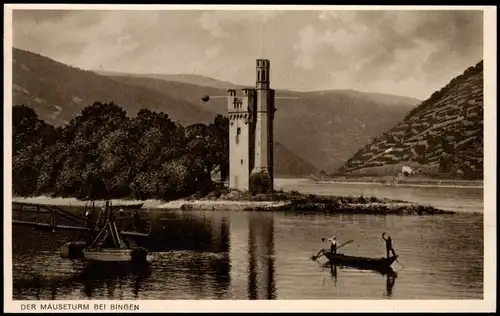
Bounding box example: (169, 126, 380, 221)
(12, 201, 91, 232)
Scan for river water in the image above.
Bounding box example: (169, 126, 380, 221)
(11, 179, 484, 300)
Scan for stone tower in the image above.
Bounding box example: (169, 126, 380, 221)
(227, 88, 255, 191)
(250, 59, 275, 191)
(227, 59, 275, 192)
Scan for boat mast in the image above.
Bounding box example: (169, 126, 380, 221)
(87, 200, 125, 249)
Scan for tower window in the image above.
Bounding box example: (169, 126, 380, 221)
(236, 127, 241, 144)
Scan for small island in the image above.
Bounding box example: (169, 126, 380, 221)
(160, 188, 454, 215)
(12, 187, 454, 216)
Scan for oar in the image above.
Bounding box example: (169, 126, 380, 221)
(311, 249, 325, 261)
(311, 239, 355, 260)
(337, 239, 354, 249)
(395, 256, 405, 269)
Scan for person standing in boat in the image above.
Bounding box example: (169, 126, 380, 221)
(84, 209, 92, 228)
(382, 233, 397, 258)
(322, 236, 337, 254)
(131, 209, 142, 231)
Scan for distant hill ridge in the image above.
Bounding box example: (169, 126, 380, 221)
(12, 48, 215, 126)
(341, 60, 483, 178)
(95, 70, 242, 90)
(12, 47, 421, 177)
(11, 48, 316, 177)
(99, 71, 420, 172)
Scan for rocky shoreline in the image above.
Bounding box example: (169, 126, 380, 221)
(161, 190, 454, 215)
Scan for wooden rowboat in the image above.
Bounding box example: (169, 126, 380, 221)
(322, 251, 398, 271)
(83, 247, 148, 263)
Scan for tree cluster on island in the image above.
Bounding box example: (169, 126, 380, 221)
(12, 102, 229, 201)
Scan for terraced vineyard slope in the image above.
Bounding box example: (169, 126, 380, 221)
(340, 61, 483, 179)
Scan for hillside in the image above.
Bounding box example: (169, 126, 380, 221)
(11, 48, 316, 177)
(341, 61, 484, 179)
(274, 141, 318, 177)
(95, 70, 241, 90)
(275, 89, 419, 171)
(101, 73, 420, 172)
(12, 48, 215, 126)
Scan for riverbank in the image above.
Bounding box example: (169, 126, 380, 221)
(310, 177, 483, 188)
(11, 196, 164, 209)
(11, 189, 455, 215)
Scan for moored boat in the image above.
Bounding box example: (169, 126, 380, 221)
(83, 247, 148, 263)
(82, 200, 150, 264)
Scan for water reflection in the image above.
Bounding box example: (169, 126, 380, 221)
(147, 211, 230, 253)
(386, 272, 397, 298)
(13, 261, 152, 300)
(324, 262, 398, 298)
(247, 213, 276, 300)
(330, 264, 338, 286)
(78, 262, 152, 299)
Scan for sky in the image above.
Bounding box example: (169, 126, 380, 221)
(12, 8, 483, 100)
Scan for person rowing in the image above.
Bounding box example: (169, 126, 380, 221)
(313, 236, 336, 260)
(382, 232, 397, 258)
(312, 237, 355, 260)
(321, 236, 337, 254)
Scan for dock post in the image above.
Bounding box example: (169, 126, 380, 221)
(35, 206, 40, 223)
(51, 207, 56, 232)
